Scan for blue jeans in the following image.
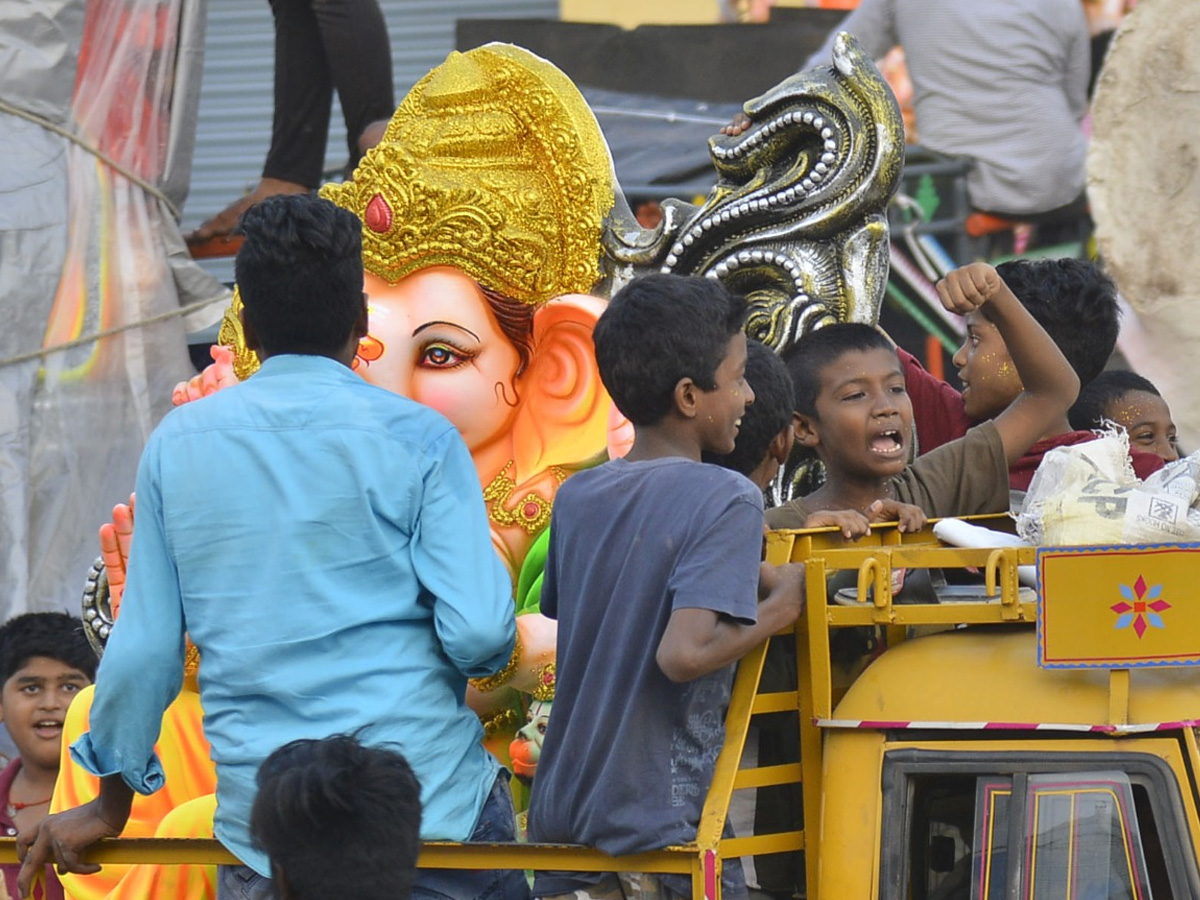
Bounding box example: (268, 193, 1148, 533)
(217, 865, 275, 900)
(412, 770, 531, 900)
(217, 771, 530, 900)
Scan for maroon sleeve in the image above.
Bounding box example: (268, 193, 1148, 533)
(897, 346, 972, 454)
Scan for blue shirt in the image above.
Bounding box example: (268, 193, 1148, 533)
(73, 354, 514, 875)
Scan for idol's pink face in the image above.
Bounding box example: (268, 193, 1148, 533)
(356, 267, 523, 456)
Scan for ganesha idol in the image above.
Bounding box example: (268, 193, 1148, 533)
(61, 34, 903, 900)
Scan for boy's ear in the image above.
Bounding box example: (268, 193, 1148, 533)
(769, 423, 796, 464)
(794, 410, 821, 449)
(673, 376, 700, 419)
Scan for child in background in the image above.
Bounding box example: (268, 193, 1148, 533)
(703, 338, 795, 491)
(899, 257, 1164, 490)
(250, 734, 422, 900)
(0, 613, 96, 900)
(767, 262, 1079, 528)
(1069, 369, 1180, 462)
(528, 275, 804, 900)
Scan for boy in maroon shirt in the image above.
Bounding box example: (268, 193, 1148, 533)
(901, 257, 1164, 492)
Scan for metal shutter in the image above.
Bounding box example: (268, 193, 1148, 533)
(188, 0, 557, 283)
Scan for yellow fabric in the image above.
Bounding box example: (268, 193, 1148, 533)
(53, 686, 217, 900)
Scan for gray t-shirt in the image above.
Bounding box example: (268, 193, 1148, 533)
(804, 0, 1089, 216)
(528, 457, 762, 899)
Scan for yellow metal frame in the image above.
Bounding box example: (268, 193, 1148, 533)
(6, 515, 1194, 900)
(0, 632, 804, 900)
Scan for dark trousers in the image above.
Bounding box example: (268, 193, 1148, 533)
(264, 0, 396, 187)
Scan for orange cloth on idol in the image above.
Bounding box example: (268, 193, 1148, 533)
(52, 686, 218, 900)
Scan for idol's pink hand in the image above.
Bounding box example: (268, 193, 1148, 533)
(172, 345, 238, 406)
(99, 495, 135, 616)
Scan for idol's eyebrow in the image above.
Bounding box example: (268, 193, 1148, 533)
(412, 320, 480, 341)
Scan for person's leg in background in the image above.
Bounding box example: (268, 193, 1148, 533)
(261, 0, 335, 190)
(308, 0, 395, 173)
(188, 0, 394, 245)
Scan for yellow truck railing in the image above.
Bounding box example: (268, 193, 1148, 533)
(0, 636, 800, 900)
(0, 515, 1045, 900)
(764, 513, 1041, 897)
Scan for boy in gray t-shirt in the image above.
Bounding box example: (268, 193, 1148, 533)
(528, 275, 804, 900)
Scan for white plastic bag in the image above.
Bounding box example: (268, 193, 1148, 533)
(1016, 433, 1200, 546)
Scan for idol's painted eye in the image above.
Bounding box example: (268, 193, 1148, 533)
(420, 342, 475, 369)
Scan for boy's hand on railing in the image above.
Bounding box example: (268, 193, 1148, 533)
(757, 561, 806, 628)
(18, 793, 129, 896)
(803, 508, 871, 539)
(867, 498, 928, 533)
(936, 262, 1005, 315)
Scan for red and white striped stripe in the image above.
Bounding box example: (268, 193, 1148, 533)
(815, 718, 1200, 735)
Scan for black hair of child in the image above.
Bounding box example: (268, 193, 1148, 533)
(782, 322, 895, 419)
(250, 733, 422, 900)
(704, 339, 793, 477)
(0, 613, 97, 687)
(993, 257, 1119, 387)
(1068, 369, 1162, 432)
(593, 274, 748, 426)
(234, 193, 365, 359)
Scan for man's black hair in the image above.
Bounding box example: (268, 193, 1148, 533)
(782, 323, 895, 418)
(704, 339, 793, 476)
(234, 194, 365, 358)
(994, 257, 1119, 387)
(0, 613, 97, 686)
(1068, 369, 1163, 432)
(251, 733, 422, 900)
(594, 274, 748, 426)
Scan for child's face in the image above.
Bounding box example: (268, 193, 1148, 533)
(806, 347, 913, 479)
(695, 332, 754, 455)
(0, 657, 90, 773)
(1107, 389, 1179, 461)
(952, 311, 1023, 420)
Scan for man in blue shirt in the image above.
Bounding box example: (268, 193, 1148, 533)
(19, 194, 527, 900)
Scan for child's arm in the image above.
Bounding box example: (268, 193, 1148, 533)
(656, 562, 804, 683)
(937, 263, 1080, 465)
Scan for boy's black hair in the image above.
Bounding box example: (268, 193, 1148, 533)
(234, 194, 365, 358)
(993, 258, 1119, 387)
(782, 323, 895, 418)
(704, 339, 794, 476)
(0, 613, 97, 687)
(251, 733, 422, 900)
(594, 274, 748, 426)
(1068, 369, 1163, 432)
